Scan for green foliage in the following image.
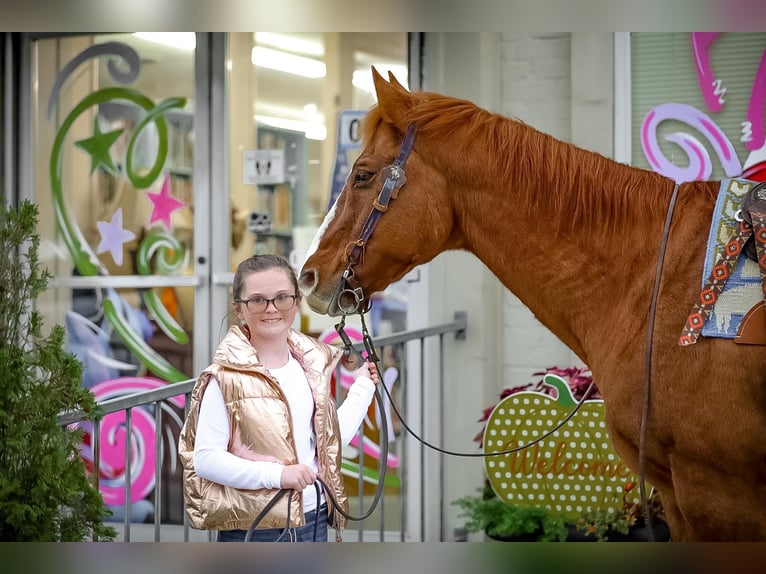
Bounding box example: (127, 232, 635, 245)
(0, 200, 115, 541)
(574, 507, 632, 542)
(452, 484, 568, 542)
(454, 481, 667, 542)
(574, 486, 666, 542)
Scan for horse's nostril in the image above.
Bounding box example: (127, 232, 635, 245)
(298, 268, 317, 296)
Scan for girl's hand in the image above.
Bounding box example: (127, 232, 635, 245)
(280, 463, 317, 490)
(353, 360, 380, 385)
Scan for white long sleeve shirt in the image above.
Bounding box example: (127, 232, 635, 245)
(193, 354, 375, 513)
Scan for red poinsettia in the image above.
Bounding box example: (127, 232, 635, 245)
(473, 365, 600, 445)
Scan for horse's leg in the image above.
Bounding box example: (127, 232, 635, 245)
(656, 491, 690, 542)
(669, 454, 766, 541)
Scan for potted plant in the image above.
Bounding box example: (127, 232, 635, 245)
(0, 200, 116, 541)
(453, 481, 569, 542)
(455, 366, 668, 542)
(572, 483, 670, 542)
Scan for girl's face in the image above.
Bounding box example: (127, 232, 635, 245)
(236, 268, 300, 342)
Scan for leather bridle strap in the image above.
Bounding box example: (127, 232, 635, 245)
(347, 123, 418, 268)
(337, 125, 417, 314)
(640, 181, 680, 542)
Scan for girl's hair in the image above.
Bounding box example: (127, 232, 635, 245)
(232, 254, 299, 300)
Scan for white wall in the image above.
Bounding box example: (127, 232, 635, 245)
(498, 33, 576, 389)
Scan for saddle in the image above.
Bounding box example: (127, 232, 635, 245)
(679, 180, 766, 346)
(736, 301, 766, 344)
(736, 182, 766, 344)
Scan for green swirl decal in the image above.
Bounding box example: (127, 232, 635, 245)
(125, 96, 186, 189)
(103, 297, 187, 383)
(50, 83, 190, 380)
(137, 229, 189, 344)
(50, 86, 184, 275)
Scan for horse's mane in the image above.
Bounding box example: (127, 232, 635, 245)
(363, 91, 695, 237)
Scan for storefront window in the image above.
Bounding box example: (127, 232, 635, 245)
(630, 32, 766, 183)
(227, 32, 409, 336)
(28, 32, 409, 530)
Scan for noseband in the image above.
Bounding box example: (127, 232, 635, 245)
(337, 123, 418, 314)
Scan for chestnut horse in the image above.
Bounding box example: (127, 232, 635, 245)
(299, 69, 766, 541)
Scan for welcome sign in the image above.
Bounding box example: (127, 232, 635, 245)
(482, 374, 644, 522)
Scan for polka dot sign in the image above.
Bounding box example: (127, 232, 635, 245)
(483, 374, 646, 522)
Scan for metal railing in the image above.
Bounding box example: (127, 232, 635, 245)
(59, 311, 467, 542)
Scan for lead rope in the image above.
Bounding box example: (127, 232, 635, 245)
(244, 316, 390, 542)
(339, 311, 597, 459)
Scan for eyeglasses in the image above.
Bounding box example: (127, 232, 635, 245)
(236, 293, 298, 313)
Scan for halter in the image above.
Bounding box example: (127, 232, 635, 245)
(337, 123, 418, 314)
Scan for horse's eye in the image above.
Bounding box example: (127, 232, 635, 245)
(353, 170, 374, 186)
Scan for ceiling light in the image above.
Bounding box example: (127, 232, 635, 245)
(255, 115, 327, 141)
(255, 33, 324, 57)
(251, 46, 326, 79)
(133, 32, 196, 51)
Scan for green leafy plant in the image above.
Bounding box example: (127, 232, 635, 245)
(574, 483, 667, 541)
(453, 482, 569, 541)
(0, 199, 116, 541)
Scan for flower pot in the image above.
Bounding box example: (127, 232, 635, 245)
(486, 520, 671, 542)
(566, 520, 671, 542)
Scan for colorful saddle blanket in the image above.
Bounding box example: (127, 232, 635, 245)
(700, 178, 763, 339)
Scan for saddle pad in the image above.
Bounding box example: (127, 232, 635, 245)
(701, 178, 763, 339)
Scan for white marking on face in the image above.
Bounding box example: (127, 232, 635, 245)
(303, 193, 339, 266)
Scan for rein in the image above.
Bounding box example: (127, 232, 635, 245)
(338, 311, 598, 460)
(638, 181, 680, 541)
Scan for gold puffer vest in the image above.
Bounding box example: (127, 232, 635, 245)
(178, 325, 349, 532)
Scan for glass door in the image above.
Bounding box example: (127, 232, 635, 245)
(27, 32, 209, 526)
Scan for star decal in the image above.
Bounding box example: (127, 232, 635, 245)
(146, 172, 185, 229)
(74, 116, 124, 175)
(96, 208, 135, 266)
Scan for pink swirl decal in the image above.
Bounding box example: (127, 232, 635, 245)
(77, 377, 185, 505)
(348, 434, 400, 469)
(319, 325, 364, 390)
(97, 406, 156, 505)
(691, 33, 723, 113)
(641, 102, 741, 182)
(744, 49, 766, 152)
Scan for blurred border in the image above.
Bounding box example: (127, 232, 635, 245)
(2, 0, 764, 33)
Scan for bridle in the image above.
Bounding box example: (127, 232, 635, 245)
(335, 123, 418, 315)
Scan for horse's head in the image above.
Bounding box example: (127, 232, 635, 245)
(299, 67, 456, 316)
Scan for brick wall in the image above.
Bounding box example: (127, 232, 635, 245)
(498, 33, 577, 391)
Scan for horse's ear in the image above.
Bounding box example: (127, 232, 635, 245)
(372, 66, 413, 128)
(387, 70, 406, 90)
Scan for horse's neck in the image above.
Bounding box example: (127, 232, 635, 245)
(452, 133, 674, 360)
